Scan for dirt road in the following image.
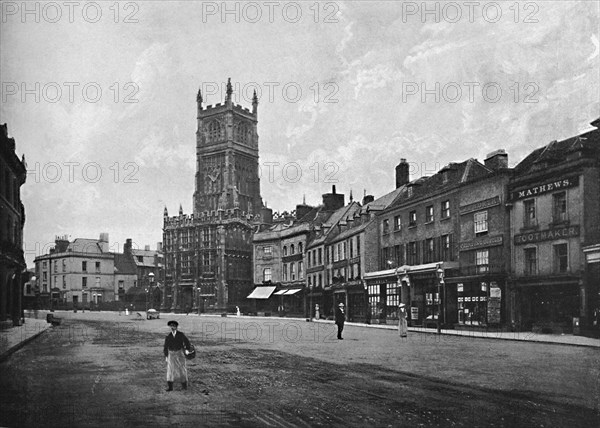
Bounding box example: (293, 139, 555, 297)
(1, 314, 598, 427)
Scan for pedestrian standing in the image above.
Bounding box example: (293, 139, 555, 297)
(398, 303, 408, 338)
(163, 320, 192, 391)
(335, 303, 346, 340)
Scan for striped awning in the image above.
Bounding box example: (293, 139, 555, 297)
(247, 286, 277, 299)
(274, 289, 302, 296)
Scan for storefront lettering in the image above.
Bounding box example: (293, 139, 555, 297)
(459, 196, 500, 215)
(514, 226, 580, 245)
(459, 235, 503, 251)
(512, 176, 578, 200)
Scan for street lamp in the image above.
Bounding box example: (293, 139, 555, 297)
(436, 264, 444, 334)
(146, 272, 155, 312)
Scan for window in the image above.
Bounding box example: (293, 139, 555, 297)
(407, 242, 417, 265)
(62, 259, 66, 272)
(137, 256, 143, 262)
(290, 263, 296, 281)
(553, 192, 567, 223)
(394, 215, 402, 231)
(82, 261, 87, 272)
(523, 199, 536, 227)
(54, 261, 57, 273)
(441, 234, 451, 261)
(299, 242, 303, 253)
(476, 249, 489, 273)
(426, 206, 434, 223)
(441, 200, 450, 218)
(340, 242, 346, 260)
(95, 261, 101, 273)
(424, 238, 434, 263)
(318, 273, 322, 287)
(474, 211, 488, 235)
(263, 246, 272, 255)
(356, 236, 360, 254)
(554, 243, 568, 273)
(283, 246, 288, 256)
(307, 251, 312, 267)
(82, 277, 87, 288)
(409, 211, 417, 227)
(298, 261, 304, 279)
(524, 247, 537, 275)
(118, 280, 124, 289)
(318, 248, 322, 265)
(282, 264, 288, 281)
(333, 245, 339, 262)
(290, 244, 295, 255)
(382, 219, 390, 234)
(350, 238, 354, 258)
(263, 268, 272, 282)
(43, 261, 47, 269)
(96, 277, 101, 286)
(62, 276, 66, 289)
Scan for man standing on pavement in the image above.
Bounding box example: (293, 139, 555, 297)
(335, 303, 346, 340)
(398, 303, 408, 338)
(163, 320, 192, 391)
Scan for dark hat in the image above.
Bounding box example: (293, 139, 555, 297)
(167, 320, 179, 327)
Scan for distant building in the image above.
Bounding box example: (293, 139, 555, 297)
(508, 119, 600, 335)
(0, 124, 27, 326)
(33, 234, 149, 308)
(162, 78, 263, 313)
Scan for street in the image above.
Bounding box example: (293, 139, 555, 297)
(1, 312, 598, 427)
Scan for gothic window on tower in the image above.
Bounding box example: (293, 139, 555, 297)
(208, 120, 222, 143)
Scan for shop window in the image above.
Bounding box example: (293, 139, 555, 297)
(524, 247, 537, 275)
(523, 199, 536, 227)
(474, 211, 488, 235)
(457, 282, 489, 325)
(553, 192, 567, 223)
(553, 243, 568, 273)
(368, 284, 381, 320)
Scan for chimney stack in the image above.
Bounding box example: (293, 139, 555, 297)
(484, 149, 508, 171)
(322, 185, 344, 211)
(395, 159, 409, 188)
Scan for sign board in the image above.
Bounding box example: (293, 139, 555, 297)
(488, 286, 501, 324)
(411, 307, 419, 321)
(459, 235, 503, 251)
(514, 226, 579, 245)
(510, 176, 579, 200)
(459, 196, 501, 215)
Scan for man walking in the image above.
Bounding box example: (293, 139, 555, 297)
(335, 303, 346, 340)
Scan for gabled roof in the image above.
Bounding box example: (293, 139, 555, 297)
(131, 249, 162, 267)
(308, 202, 360, 247)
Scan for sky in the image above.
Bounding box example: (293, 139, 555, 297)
(1, 0, 598, 267)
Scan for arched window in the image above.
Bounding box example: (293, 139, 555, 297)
(290, 244, 295, 254)
(283, 246, 288, 256)
(208, 121, 222, 142)
(299, 242, 303, 253)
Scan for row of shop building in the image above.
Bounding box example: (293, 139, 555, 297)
(250, 119, 600, 336)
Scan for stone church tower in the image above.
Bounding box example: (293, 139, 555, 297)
(193, 78, 262, 217)
(162, 79, 263, 313)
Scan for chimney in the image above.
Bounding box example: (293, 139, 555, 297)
(322, 185, 345, 211)
(54, 235, 70, 253)
(124, 238, 133, 256)
(98, 233, 109, 253)
(484, 149, 508, 171)
(295, 204, 312, 220)
(395, 158, 409, 188)
(260, 206, 273, 224)
(362, 195, 375, 205)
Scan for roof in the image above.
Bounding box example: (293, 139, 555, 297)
(308, 202, 360, 247)
(67, 239, 105, 254)
(114, 253, 137, 275)
(514, 125, 600, 174)
(131, 249, 162, 267)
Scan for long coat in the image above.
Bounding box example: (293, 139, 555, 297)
(398, 307, 408, 337)
(335, 307, 346, 325)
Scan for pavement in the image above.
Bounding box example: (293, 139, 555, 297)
(0, 310, 597, 363)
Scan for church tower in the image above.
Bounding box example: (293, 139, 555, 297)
(193, 78, 262, 216)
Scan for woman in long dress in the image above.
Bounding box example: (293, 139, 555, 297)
(398, 303, 408, 338)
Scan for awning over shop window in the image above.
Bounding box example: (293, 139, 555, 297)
(274, 289, 302, 295)
(247, 286, 277, 299)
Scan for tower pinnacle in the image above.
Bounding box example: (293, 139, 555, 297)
(196, 88, 203, 107)
(226, 78, 233, 103)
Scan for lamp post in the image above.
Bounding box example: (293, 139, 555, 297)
(436, 264, 444, 334)
(146, 272, 155, 312)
